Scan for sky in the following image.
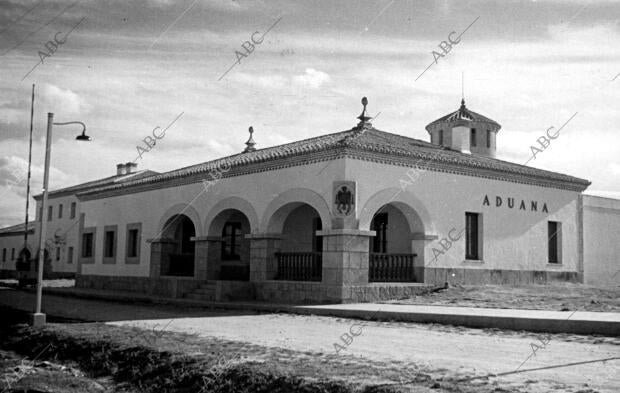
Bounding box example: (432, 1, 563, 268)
(0, 0, 619, 228)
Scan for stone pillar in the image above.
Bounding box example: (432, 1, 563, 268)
(246, 233, 281, 282)
(205, 236, 222, 280)
(411, 232, 439, 283)
(191, 236, 210, 280)
(317, 229, 375, 302)
(147, 238, 176, 278)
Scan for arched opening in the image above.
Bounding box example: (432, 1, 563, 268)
(270, 203, 323, 281)
(161, 214, 196, 276)
(207, 209, 251, 281)
(369, 202, 424, 282)
(17, 248, 51, 286)
(16, 248, 31, 270)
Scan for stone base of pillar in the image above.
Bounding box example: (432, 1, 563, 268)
(317, 229, 375, 302)
(247, 233, 281, 282)
(30, 312, 46, 327)
(147, 238, 177, 278)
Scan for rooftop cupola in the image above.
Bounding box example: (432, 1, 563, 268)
(425, 98, 501, 158)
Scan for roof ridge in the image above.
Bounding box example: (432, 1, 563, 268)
(76, 125, 590, 197)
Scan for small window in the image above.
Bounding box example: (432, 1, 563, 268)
(127, 229, 139, 258)
(465, 212, 481, 260)
(70, 202, 76, 219)
(104, 230, 115, 258)
(221, 222, 242, 260)
(470, 128, 477, 147)
(125, 223, 142, 264)
(2, 248, 6, 262)
(548, 221, 561, 263)
(438, 130, 444, 145)
(48, 206, 53, 221)
(82, 233, 94, 258)
(58, 204, 63, 219)
(67, 246, 74, 264)
(371, 213, 388, 253)
(56, 247, 61, 261)
(486, 130, 491, 148)
(11, 248, 15, 260)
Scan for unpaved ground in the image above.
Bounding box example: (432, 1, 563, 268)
(0, 349, 115, 393)
(1, 288, 618, 392)
(110, 313, 620, 393)
(392, 283, 620, 312)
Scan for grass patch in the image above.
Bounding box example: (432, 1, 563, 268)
(0, 323, 397, 393)
(0, 307, 531, 393)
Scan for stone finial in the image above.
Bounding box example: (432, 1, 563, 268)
(357, 96, 372, 128)
(243, 126, 256, 153)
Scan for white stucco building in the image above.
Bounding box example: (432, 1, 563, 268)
(2, 98, 618, 301)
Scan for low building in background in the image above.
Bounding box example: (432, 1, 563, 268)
(0, 163, 156, 280)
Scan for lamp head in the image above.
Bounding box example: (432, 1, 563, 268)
(75, 130, 91, 141)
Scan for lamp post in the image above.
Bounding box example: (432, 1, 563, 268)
(31, 112, 90, 327)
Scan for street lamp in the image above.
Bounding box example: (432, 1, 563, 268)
(31, 113, 90, 327)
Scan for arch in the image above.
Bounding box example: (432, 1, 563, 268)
(160, 213, 196, 277)
(18, 244, 33, 255)
(359, 187, 435, 234)
(260, 188, 331, 233)
(206, 208, 252, 281)
(203, 196, 259, 236)
(157, 203, 203, 238)
(280, 204, 323, 252)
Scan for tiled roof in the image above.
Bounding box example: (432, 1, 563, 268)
(426, 99, 501, 129)
(0, 221, 35, 236)
(35, 170, 159, 199)
(78, 125, 590, 197)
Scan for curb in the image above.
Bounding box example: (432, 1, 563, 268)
(6, 285, 619, 337)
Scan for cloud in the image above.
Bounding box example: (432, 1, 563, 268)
(0, 156, 30, 190)
(146, 0, 245, 12)
(292, 68, 331, 89)
(40, 84, 89, 115)
(0, 153, 76, 201)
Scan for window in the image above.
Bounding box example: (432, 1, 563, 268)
(39, 207, 43, 222)
(470, 128, 477, 147)
(82, 233, 94, 258)
(221, 222, 242, 260)
(67, 246, 73, 264)
(56, 247, 61, 261)
(465, 212, 481, 260)
(2, 248, 5, 262)
(70, 202, 76, 219)
(486, 130, 491, 148)
(438, 130, 444, 145)
(11, 248, 15, 260)
(548, 221, 561, 263)
(125, 223, 142, 264)
(371, 213, 388, 253)
(47, 206, 53, 221)
(58, 204, 63, 219)
(127, 229, 139, 258)
(104, 230, 115, 258)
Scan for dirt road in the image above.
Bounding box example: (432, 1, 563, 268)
(1, 288, 618, 392)
(110, 312, 619, 392)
